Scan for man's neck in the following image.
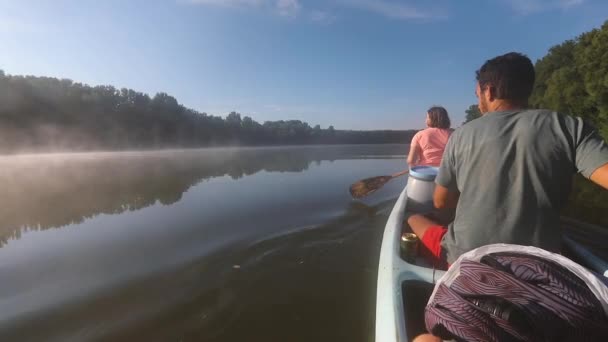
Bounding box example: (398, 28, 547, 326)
(490, 100, 527, 112)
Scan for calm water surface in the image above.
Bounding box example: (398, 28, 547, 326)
(0, 145, 408, 342)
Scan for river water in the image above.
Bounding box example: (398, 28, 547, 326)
(0, 145, 408, 341)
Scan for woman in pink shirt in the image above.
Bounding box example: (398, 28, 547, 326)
(407, 106, 452, 167)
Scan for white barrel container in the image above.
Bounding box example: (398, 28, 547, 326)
(406, 166, 439, 213)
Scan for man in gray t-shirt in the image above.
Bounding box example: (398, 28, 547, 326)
(407, 52, 608, 266)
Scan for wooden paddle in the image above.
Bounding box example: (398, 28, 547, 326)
(349, 170, 409, 198)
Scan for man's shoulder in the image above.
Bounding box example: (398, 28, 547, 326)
(520, 108, 563, 119)
(453, 115, 488, 136)
(519, 109, 582, 128)
(461, 109, 569, 128)
(457, 111, 502, 131)
(515, 108, 576, 120)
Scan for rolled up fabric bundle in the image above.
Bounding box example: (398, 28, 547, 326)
(425, 244, 608, 342)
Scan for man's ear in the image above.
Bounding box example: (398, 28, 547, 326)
(487, 85, 497, 101)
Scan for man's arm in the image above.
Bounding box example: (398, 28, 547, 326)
(590, 162, 608, 190)
(435, 131, 459, 209)
(434, 184, 459, 209)
(572, 117, 608, 185)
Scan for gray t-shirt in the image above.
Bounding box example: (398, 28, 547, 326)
(437, 109, 608, 263)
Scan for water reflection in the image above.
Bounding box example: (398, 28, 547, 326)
(0, 145, 403, 341)
(0, 145, 406, 247)
(0, 197, 394, 341)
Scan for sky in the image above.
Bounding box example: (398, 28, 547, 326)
(0, 0, 607, 130)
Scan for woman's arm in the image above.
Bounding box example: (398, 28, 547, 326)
(407, 142, 419, 168)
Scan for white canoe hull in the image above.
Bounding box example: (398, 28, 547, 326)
(375, 186, 445, 342)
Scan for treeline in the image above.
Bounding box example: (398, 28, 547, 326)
(531, 20, 608, 139)
(0, 71, 415, 153)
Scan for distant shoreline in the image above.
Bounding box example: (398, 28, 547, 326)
(0, 71, 418, 155)
(0, 142, 413, 157)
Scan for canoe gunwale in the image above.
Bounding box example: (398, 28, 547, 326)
(375, 186, 446, 342)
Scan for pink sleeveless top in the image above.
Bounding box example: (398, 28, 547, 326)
(410, 128, 451, 166)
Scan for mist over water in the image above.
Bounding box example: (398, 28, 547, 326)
(0, 145, 408, 341)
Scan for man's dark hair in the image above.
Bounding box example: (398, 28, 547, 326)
(476, 52, 535, 103)
(427, 106, 451, 129)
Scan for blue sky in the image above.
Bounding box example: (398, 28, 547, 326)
(0, 0, 607, 129)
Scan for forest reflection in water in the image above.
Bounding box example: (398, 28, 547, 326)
(0, 144, 407, 342)
(0, 144, 406, 246)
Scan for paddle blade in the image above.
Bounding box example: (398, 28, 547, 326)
(349, 175, 392, 198)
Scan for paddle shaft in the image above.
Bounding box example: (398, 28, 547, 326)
(390, 170, 409, 179)
(349, 170, 410, 198)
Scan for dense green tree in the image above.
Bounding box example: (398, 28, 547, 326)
(531, 20, 608, 139)
(226, 112, 242, 126)
(463, 104, 481, 124)
(529, 20, 608, 227)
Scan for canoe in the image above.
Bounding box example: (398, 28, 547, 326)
(375, 186, 608, 342)
(561, 217, 608, 277)
(375, 186, 445, 342)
